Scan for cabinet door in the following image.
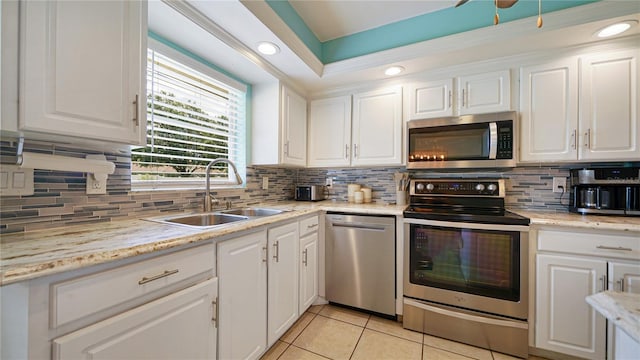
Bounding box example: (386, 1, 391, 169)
(607, 261, 640, 360)
(52, 278, 217, 360)
(267, 222, 299, 347)
(520, 59, 579, 162)
(19, 0, 146, 145)
(282, 87, 307, 167)
(1, 0, 19, 133)
(352, 86, 403, 166)
(308, 96, 352, 167)
(299, 231, 318, 314)
(579, 49, 639, 160)
(218, 231, 267, 360)
(406, 79, 454, 119)
(458, 70, 510, 115)
(536, 254, 607, 360)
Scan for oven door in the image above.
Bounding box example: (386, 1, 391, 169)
(403, 218, 528, 319)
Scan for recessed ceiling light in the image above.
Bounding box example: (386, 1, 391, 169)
(596, 20, 638, 38)
(257, 42, 280, 55)
(385, 66, 405, 76)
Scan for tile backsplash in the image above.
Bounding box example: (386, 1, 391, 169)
(1, 140, 636, 233)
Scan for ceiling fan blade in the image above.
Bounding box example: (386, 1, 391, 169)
(496, 0, 518, 9)
(455, 0, 470, 8)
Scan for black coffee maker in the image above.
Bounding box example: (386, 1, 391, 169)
(570, 167, 640, 216)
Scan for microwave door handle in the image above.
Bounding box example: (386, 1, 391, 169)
(488, 122, 498, 159)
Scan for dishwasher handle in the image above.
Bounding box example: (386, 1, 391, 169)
(330, 222, 388, 231)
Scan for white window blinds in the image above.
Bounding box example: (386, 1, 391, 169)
(132, 46, 246, 189)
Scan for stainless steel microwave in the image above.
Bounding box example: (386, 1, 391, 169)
(407, 111, 517, 169)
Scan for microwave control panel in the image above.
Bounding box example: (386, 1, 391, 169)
(496, 121, 513, 159)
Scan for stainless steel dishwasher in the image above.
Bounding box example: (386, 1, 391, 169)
(325, 213, 395, 316)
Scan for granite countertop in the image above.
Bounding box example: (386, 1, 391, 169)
(586, 291, 640, 343)
(510, 209, 640, 232)
(2, 199, 637, 286)
(0, 201, 405, 286)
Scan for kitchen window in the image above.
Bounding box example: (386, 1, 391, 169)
(131, 38, 247, 190)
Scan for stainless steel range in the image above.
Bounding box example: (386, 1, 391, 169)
(403, 179, 530, 358)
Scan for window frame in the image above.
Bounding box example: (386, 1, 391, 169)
(131, 38, 247, 192)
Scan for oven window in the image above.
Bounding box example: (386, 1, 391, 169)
(409, 224, 520, 302)
(408, 123, 490, 161)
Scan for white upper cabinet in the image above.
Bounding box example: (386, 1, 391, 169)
(406, 70, 510, 120)
(252, 83, 307, 167)
(282, 87, 308, 167)
(308, 95, 352, 167)
(579, 49, 639, 161)
(352, 86, 403, 166)
(19, 0, 147, 145)
(520, 58, 579, 162)
(308, 86, 402, 168)
(458, 70, 511, 115)
(520, 48, 639, 163)
(406, 79, 454, 120)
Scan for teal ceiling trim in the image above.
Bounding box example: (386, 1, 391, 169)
(323, 0, 599, 63)
(265, 0, 323, 59)
(267, 0, 600, 64)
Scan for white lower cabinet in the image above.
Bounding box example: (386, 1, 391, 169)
(607, 261, 640, 360)
(299, 216, 319, 313)
(218, 230, 268, 360)
(536, 254, 607, 359)
(52, 277, 217, 360)
(267, 222, 300, 347)
(535, 227, 640, 360)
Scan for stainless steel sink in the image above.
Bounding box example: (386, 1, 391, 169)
(158, 213, 248, 227)
(220, 208, 284, 217)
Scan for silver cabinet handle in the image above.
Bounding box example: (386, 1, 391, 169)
(284, 141, 289, 156)
(262, 246, 267, 263)
(212, 297, 218, 328)
(133, 94, 139, 126)
(571, 129, 577, 150)
(448, 90, 452, 109)
(584, 128, 591, 149)
(461, 89, 466, 107)
(345, 144, 349, 159)
(307, 223, 318, 229)
(354, 144, 359, 158)
(138, 269, 179, 285)
(617, 278, 624, 292)
(596, 245, 633, 251)
(273, 241, 279, 262)
(600, 275, 607, 292)
(302, 249, 308, 266)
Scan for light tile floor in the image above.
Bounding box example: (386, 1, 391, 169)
(261, 304, 548, 360)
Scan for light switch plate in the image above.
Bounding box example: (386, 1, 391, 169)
(262, 176, 269, 190)
(0, 164, 34, 196)
(86, 155, 109, 194)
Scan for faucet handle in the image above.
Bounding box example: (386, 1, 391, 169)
(225, 200, 232, 210)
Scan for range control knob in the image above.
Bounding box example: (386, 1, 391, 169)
(475, 183, 485, 191)
(487, 184, 498, 192)
(416, 183, 425, 191)
(426, 183, 434, 191)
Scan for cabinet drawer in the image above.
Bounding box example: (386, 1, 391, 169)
(537, 228, 640, 260)
(51, 242, 215, 328)
(299, 216, 319, 237)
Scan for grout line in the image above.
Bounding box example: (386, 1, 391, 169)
(364, 327, 423, 345)
(347, 325, 366, 360)
(288, 344, 333, 360)
(272, 342, 290, 360)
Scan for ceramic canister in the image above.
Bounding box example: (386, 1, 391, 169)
(354, 190, 364, 204)
(347, 184, 361, 202)
(361, 188, 372, 203)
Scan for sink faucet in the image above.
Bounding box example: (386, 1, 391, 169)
(204, 158, 243, 212)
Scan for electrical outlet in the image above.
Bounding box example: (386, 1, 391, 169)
(325, 177, 333, 188)
(262, 176, 269, 190)
(552, 177, 566, 193)
(86, 174, 107, 194)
